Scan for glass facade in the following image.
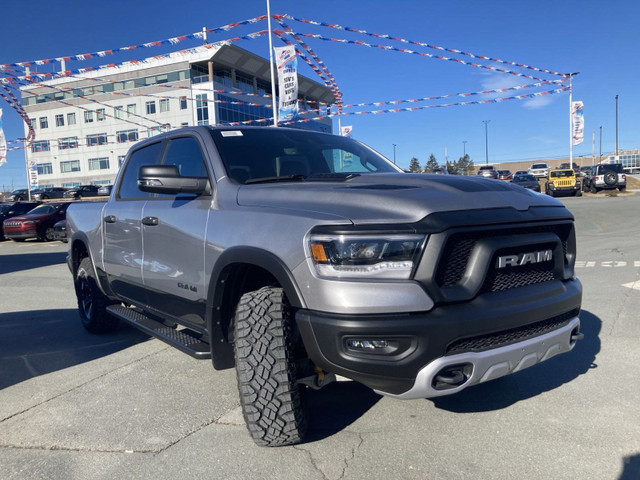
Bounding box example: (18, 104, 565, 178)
(605, 154, 640, 169)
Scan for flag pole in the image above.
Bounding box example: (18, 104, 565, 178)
(266, 0, 278, 127)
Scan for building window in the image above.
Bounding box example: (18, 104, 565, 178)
(39, 117, 49, 129)
(196, 94, 209, 126)
(146, 101, 156, 115)
(114, 106, 124, 119)
(58, 137, 79, 150)
(63, 182, 81, 188)
(31, 140, 50, 153)
(67, 112, 76, 125)
(147, 124, 170, 138)
(86, 133, 108, 147)
(127, 104, 136, 117)
(116, 129, 139, 143)
(55, 114, 64, 127)
(118, 155, 126, 167)
(60, 160, 81, 173)
(84, 110, 94, 123)
(37, 163, 53, 175)
(159, 98, 170, 113)
(96, 108, 106, 121)
(88, 157, 110, 171)
(180, 96, 188, 110)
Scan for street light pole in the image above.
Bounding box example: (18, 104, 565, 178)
(615, 95, 619, 157)
(599, 126, 602, 164)
(462, 140, 467, 157)
(482, 120, 490, 164)
(392, 143, 396, 164)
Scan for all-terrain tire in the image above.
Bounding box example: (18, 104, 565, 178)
(233, 286, 308, 447)
(590, 183, 598, 194)
(603, 171, 617, 186)
(74, 257, 118, 333)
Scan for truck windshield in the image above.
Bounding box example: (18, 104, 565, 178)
(209, 128, 402, 184)
(550, 170, 574, 178)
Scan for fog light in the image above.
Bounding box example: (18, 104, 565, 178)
(346, 339, 389, 350)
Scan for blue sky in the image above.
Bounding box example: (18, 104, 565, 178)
(1, 0, 638, 188)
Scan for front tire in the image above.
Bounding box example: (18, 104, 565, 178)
(39, 226, 55, 242)
(234, 286, 308, 447)
(74, 257, 118, 333)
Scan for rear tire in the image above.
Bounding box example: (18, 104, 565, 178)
(39, 226, 55, 242)
(590, 183, 598, 194)
(234, 286, 308, 447)
(74, 257, 118, 333)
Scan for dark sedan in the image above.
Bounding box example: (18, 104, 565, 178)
(0, 202, 41, 240)
(33, 187, 69, 200)
(2, 202, 70, 241)
(63, 185, 100, 199)
(511, 174, 541, 192)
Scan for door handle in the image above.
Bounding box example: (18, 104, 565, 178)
(142, 216, 159, 226)
(104, 215, 117, 223)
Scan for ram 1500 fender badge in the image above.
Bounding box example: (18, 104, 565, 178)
(178, 282, 198, 292)
(496, 249, 553, 268)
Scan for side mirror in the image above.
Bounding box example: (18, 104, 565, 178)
(137, 165, 209, 195)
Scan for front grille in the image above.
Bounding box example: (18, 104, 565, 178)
(435, 223, 571, 290)
(554, 180, 575, 187)
(446, 309, 579, 355)
(4, 221, 21, 228)
(482, 263, 555, 292)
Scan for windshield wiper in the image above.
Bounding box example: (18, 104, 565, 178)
(245, 174, 307, 185)
(307, 173, 361, 181)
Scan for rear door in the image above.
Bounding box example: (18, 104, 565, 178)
(140, 134, 212, 329)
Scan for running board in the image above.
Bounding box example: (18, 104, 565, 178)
(106, 305, 211, 359)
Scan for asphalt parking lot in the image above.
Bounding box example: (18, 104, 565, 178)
(1, 193, 639, 480)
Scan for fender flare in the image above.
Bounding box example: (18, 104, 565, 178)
(206, 246, 306, 369)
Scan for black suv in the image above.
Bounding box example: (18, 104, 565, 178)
(582, 164, 626, 193)
(63, 185, 100, 199)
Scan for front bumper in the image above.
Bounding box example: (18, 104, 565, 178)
(4, 229, 37, 240)
(296, 278, 582, 397)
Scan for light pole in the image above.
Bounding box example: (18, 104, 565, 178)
(599, 126, 602, 164)
(462, 140, 467, 157)
(392, 143, 396, 164)
(482, 120, 490, 164)
(615, 95, 619, 157)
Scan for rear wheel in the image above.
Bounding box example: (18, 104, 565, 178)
(234, 286, 308, 446)
(590, 183, 598, 194)
(74, 257, 118, 333)
(39, 226, 55, 242)
(618, 186, 626, 192)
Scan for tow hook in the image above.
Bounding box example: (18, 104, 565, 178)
(297, 366, 336, 390)
(571, 332, 585, 342)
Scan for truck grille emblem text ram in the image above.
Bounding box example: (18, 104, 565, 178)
(497, 249, 553, 268)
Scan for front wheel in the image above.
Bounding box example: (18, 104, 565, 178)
(74, 257, 118, 333)
(234, 286, 308, 446)
(39, 226, 55, 242)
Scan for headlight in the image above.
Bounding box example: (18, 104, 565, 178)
(23, 220, 37, 225)
(308, 234, 426, 279)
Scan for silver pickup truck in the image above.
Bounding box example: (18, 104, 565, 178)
(67, 126, 583, 446)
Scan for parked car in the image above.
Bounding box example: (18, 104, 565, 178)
(53, 219, 67, 243)
(7, 189, 29, 201)
(511, 174, 541, 192)
(528, 163, 551, 178)
(97, 185, 114, 196)
(0, 201, 41, 240)
(582, 163, 626, 193)
(514, 170, 528, 176)
(558, 162, 580, 173)
(545, 169, 582, 197)
(32, 187, 69, 200)
(63, 185, 100, 199)
(476, 165, 498, 179)
(497, 170, 513, 181)
(578, 166, 594, 177)
(2, 202, 70, 242)
(430, 167, 449, 175)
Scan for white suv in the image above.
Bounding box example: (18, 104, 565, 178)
(528, 163, 550, 178)
(583, 163, 626, 193)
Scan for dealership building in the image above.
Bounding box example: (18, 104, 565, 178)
(20, 43, 335, 188)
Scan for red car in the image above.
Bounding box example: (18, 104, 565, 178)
(497, 170, 513, 181)
(2, 202, 70, 242)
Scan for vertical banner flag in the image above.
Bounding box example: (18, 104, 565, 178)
(340, 125, 353, 137)
(274, 45, 298, 123)
(29, 160, 38, 188)
(0, 108, 7, 166)
(571, 101, 584, 146)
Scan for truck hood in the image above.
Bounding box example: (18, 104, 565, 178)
(236, 173, 562, 224)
